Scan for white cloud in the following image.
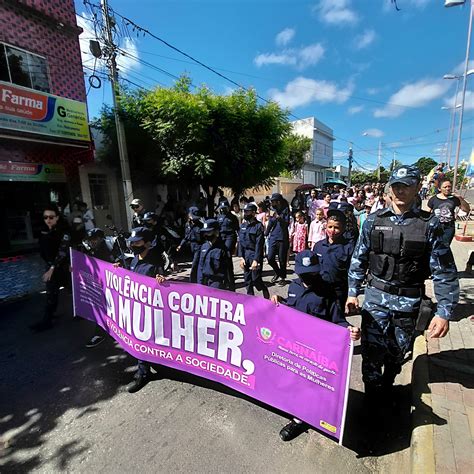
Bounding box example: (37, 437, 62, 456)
(354, 29, 376, 50)
(117, 38, 141, 72)
(76, 13, 140, 73)
(374, 79, 451, 118)
(254, 52, 296, 67)
(366, 87, 380, 95)
(269, 76, 355, 109)
(334, 151, 346, 158)
(362, 128, 384, 138)
(444, 90, 474, 111)
(254, 43, 325, 70)
(275, 28, 295, 47)
(314, 0, 359, 26)
(348, 105, 364, 114)
(453, 59, 474, 76)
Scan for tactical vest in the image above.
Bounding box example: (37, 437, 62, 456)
(369, 211, 431, 286)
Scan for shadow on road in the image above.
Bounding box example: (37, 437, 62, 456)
(0, 293, 135, 472)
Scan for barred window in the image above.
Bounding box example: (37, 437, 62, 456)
(89, 174, 110, 209)
(0, 43, 50, 93)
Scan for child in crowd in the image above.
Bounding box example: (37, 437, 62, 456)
(313, 209, 355, 311)
(289, 211, 308, 253)
(308, 208, 326, 250)
(271, 250, 360, 441)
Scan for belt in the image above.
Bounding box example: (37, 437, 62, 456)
(367, 275, 423, 298)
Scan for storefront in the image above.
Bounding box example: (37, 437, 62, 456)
(0, 81, 93, 255)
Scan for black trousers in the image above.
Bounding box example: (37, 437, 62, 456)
(267, 239, 289, 279)
(222, 234, 237, 290)
(243, 262, 269, 298)
(44, 266, 70, 322)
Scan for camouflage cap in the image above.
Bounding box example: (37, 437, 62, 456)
(388, 165, 421, 186)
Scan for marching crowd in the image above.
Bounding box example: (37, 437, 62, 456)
(30, 164, 470, 442)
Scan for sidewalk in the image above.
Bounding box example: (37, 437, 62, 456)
(411, 239, 474, 473)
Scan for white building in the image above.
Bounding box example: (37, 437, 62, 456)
(291, 117, 334, 187)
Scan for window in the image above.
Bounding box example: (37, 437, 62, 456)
(89, 174, 110, 209)
(0, 43, 50, 92)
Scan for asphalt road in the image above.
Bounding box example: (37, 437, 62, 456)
(0, 258, 412, 473)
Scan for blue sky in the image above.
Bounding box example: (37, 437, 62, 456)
(75, 0, 474, 171)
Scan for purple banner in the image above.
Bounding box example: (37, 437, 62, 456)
(71, 249, 353, 442)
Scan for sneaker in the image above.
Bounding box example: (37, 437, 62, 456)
(86, 335, 104, 348)
(126, 374, 149, 393)
(30, 320, 53, 333)
(271, 275, 280, 284)
(277, 278, 287, 286)
(279, 420, 308, 442)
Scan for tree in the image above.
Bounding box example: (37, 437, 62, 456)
(414, 157, 437, 176)
(118, 79, 310, 214)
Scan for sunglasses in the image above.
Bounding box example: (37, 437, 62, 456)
(43, 215, 57, 220)
(130, 205, 140, 209)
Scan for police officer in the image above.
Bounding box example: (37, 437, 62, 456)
(123, 227, 166, 393)
(130, 198, 147, 229)
(271, 250, 360, 441)
(266, 193, 290, 284)
(238, 204, 270, 299)
(82, 228, 114, 263)
(197, 219, 231, 290)
(142, 211, 167, 255)
(346, 165, 459, 403)
(313, 208, 355, 311)
(31, 205, 71, 332)
(176, 206, 203, 283)
(217, 201, 239, 290)
(81, 228, 115, 348)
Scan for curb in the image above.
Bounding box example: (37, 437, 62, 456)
(410, 333, 435, 474)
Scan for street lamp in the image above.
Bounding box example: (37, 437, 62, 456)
(445, 0, 474, 190)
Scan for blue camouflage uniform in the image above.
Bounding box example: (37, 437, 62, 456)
(348, 192, 459, 392)
(197, 219, 231, 290)
(266, 193, 290, 280)
(238, 206, 270, 298)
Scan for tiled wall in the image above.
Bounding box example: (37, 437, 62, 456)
(0, 0, 86, 102)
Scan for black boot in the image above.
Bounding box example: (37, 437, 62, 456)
(126, 374, 149, 393)
(279, 419, 308, 441)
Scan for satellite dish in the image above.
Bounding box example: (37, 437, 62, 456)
(444, 0, 466, 7)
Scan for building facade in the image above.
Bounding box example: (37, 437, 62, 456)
(291, 116, 334, 187)
(0, 0, 93, 255)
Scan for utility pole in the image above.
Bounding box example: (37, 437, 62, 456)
(101, 0, 134, 228)
(348, 143, 353, 186)
(377, 141, 382, 180)
(453, 0, 474, 190)
(392, 150, 397, 172)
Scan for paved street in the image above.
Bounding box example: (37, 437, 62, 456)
(0, 258, 412, 473)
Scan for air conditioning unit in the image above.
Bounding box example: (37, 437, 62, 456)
(444, 0, 466, 7)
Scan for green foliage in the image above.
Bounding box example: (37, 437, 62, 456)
(350, 166, 389, 185)
(114, 79, 309, 200)
(414, 156, 437, 176)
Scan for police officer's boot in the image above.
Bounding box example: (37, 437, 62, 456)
(126, 374, 149, 393)
(279, 418, 309, 442)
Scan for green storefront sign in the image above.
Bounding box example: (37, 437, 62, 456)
(0, 162, 66, 182)
(0, 81, 90, 142)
